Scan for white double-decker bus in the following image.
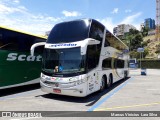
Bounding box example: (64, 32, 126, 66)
(31, 19, 129, 97)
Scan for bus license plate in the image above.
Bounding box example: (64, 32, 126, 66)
(53, 89, 61, 93)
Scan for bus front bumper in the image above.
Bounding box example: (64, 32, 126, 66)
(40, 80, 87, 97)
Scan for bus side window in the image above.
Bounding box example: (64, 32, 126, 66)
(0, 30, 24, 51)
(104, 31, 110, 47)
(104, 38, 110, 47)
(102, 58, 112, 69)
(89, 21, 104, 43)
(34, 38, 45, 54)
(113, 58, 124, 69)
(0, 36, 19, 51)
(113, 58, 117, 69)
(0, 43, 18, 50)
(0, 34, 2, 44)
(117, 59, 124, 68)
(34, 46, 44, 54)
(86, 45, 99, 71)
(0, 34, 4, 49)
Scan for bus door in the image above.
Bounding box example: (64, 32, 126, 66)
(86, 45, 100, 94)
(87, 69, 96, 94)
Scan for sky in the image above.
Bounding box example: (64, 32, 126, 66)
(0, 0, 156, 35)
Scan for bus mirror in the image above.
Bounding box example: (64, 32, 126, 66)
(30, 42, 46, 56)
(80, 38, 100, 55)
(88, 39, 100, 45)
(81, 44, 87, 55)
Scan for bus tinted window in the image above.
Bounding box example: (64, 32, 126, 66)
(106, 30, 127, 51)
(34, 46, 44, 54)
(102, 58, 112, 69)
(89, 20, 104, 42)
(0, 28, 44, 53)
(117, 59, 124, 68)
(89, 20, 104, 56)
(86, 45, 100, 71)
(104, 30, 111, 47)
(114, 58, 125, 68)
(47, 19, 91, 43)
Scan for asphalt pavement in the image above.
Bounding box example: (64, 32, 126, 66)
(0, 69, 160, 120)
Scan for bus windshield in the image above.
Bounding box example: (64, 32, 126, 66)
(47, 19, 90, 43)
(42, 47, 86, 76)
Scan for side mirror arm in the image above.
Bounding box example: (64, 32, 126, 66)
(30, 42, 46, 56)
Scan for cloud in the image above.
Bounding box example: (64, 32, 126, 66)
(111, 8, 119, 14)
(125, 9, 132, 13)
(100, 17, 116, 33)
(99, 12, 142, 33)
(0, 0, 64, 35)
(120, 12, 142, 30)
(120, 12, 142, 24)
(62, 10, 82, 17)
(0, 0, 142, 35)
(0, 4, 27, 14)
(13, 0, 20, 3)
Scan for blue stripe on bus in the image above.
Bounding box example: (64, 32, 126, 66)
(87, 77, 134, 111)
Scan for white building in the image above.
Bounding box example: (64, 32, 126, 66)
(148, 30, 156, 36)
(113, 24, 136, 36)
(140, 23, 145, 31)
(158, 54, 160, 59)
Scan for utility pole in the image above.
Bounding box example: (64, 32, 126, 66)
(156, 0, 160, 42)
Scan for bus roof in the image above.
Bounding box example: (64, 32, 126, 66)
(0, 25, 47, 39)
(61, 19, 128, 50)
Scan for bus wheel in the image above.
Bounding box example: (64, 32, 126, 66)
(100, 76, 106, 92)
(124, 71, 128, 80)
(107, 74, 112, 88)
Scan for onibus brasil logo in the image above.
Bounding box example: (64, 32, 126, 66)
(6, 53, 42, 61)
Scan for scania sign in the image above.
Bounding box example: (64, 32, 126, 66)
(6, 53, 42, 61)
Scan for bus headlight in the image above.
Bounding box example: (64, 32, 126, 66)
(41, 73, 51, 82)
(41, 73, 46, 82)
(69, 77, 78, 81)
(72, 79, 86, 86)
(41, 73, 45, 78)
(60, 79, 86, 88)
(41, 77, 46, 82)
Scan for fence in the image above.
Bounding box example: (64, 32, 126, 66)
(137, 59, 160, 69)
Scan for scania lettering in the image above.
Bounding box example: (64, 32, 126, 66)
(6, 53, 42, 61)
(0, 26, 46, 89)
(31, 19, 129, 97)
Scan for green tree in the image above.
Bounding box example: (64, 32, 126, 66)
(129, 48, 148, 59)
(124, 29, 144, 50)
(142, 39, 151, 47)
(155, 43, 160, 53)
(130, 34, 143, 50)
(141, 27, 149, 37)
(122, 29, 149, 58)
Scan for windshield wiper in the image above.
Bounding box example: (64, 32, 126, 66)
(42, 69, 53, 74)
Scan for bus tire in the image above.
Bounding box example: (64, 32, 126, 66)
(124, 71, 128, 80)
(107, 74, 112, 88)
(100, 76, 106, 92)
